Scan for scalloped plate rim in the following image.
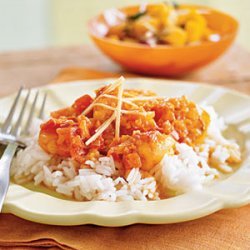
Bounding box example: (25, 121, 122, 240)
(1, 78, 250, 226)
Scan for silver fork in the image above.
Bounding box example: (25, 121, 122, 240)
(0, 87, 47, 211)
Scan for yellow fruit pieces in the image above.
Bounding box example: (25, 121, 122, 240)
(106, 4, 220, 46)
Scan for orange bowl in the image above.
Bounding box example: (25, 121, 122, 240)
(88, 4, 238, 76)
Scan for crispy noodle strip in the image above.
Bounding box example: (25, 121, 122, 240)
(84, 76, 125, 145)
(82, 77, 124, 115)
(102, 94, 138, 108)
(85, 112, 116, 146)
(126, 96, 166, 101)
(92, 103, 151, 116)
(84, 77, 157, 145)
(115, 79, 124, 140)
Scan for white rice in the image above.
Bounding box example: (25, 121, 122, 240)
(151, 143, 219, 194)
(11, 107, 240, 201)
(151, 106, 240, 194)
(11, 125, 159, 201)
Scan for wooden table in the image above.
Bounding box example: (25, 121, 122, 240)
(0, 44, 250, 97)
(0, 44, 249, 250)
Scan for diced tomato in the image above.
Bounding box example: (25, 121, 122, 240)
(73, 95, 93, 115)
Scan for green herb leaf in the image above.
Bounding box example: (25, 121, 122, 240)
(127, 11, 147, 21)
(172, 1, 179, 9)
(164, 1, 179, 9)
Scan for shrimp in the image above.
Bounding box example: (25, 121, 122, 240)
(39, 115, 100, 163)
(39, 117, 76, 157)
(108, 131, 175, 175)
(151, 96, 210, 144)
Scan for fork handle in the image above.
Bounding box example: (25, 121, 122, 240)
(0, 143, 18, 211)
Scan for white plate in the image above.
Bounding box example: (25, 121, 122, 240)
(1, 78, 250, 226)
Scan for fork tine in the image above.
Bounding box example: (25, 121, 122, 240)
(23, 90, 39, 135)
(11, 89, 31, 136)
(1, 87, 23, 133)
(38, 93, 47, 120)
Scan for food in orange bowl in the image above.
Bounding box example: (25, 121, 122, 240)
(88, 3, 238, 76)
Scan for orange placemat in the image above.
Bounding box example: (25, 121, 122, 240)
(50, 67, 136, 83)
(0, 68, 249, 250)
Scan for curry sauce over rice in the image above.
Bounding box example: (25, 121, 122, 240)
(11, 77, 241, 201)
